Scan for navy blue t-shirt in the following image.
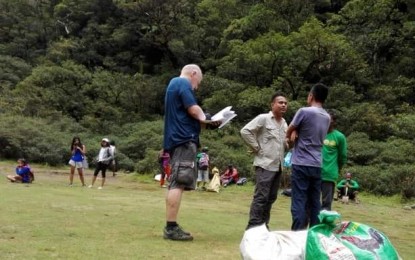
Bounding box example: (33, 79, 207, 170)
(163, 77, 201, 151)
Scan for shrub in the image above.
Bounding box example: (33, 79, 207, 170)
(347, 132, 381, 165)
(346, 164, 415, 198)
(0, 114, 70, 165)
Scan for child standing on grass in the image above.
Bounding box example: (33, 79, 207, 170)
(7, 158, 34, 183)
(158, 149, 171, 188)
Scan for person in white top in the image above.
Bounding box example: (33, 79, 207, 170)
(88, 138, 113, 189)
(109, 141, 117, 176)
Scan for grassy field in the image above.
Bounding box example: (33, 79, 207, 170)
(0, 161, 413, 259)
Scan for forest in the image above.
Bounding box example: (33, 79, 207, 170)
(1, 0, 415, 198)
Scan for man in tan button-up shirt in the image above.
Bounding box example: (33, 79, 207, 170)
(241, 92, 288, 230)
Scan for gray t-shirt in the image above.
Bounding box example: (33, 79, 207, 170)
(290, 107, 330, 167)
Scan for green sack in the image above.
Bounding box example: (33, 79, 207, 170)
(306, 210, 401, 260)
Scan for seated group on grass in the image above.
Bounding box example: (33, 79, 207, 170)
(7, 158, 35, 183)
(220, 165, 239, 187)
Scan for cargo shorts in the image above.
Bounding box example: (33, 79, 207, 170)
(168, 142, 197, 191)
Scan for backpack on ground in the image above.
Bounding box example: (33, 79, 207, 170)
(198, 152, 209, 170)
(237, 177, 247, 186)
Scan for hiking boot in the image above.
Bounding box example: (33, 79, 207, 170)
(163, 226, 193, 241)
(177, 225, 191, 236)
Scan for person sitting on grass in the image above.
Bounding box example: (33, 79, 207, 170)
(220, 165, 239, 187)
(7, 158, 34, 183)
(337, 172, 359, 203)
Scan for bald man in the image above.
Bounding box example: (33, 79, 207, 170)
(162, 64, 218, 241)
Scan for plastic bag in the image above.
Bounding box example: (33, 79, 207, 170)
(240, 224, 307, 260)
(306, 210, 401, 260)
(283, 151, 292, 168)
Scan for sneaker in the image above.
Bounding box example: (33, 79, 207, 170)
(88, 185, 93, 188)
(98, 186, 103, 190)
(163, 226, 193, 241)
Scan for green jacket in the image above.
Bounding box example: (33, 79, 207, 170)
(337, 179, 359, 190)
(321, 130, 347, 183)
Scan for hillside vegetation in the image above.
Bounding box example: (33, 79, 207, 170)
(1, 0, 415, 198)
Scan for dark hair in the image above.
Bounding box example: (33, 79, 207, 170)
(310, 83, 329, 103)
(326, 109, 338, 122)
(271, 92, 286, 103)
(101, 141, 110, 147)
(17, 158, 27, 165)
(71, 136, 83, 150)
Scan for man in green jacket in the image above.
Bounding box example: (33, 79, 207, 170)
(337, 172, 359, 202)
(321, 110, 347, 210)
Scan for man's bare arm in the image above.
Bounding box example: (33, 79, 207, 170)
(286, 125, 298, 148)
(188, 105, 206, 121)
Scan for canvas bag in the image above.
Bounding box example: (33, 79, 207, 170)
(207, 167, 221, 193)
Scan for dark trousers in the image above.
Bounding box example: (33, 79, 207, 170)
(247, 167, 282, 229)
(291, 164, 322, 231)
(321, 181, 335, 210)
(339, 187, 356, 200)
(94, 162, 109, 178)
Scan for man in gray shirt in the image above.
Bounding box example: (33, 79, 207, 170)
(241, 92, 288, 230)
(286, 83, 330, 230)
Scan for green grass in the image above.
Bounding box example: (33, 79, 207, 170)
(0, 161, 413, 259)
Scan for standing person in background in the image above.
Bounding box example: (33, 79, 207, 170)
(88, 138, 113, 190)
(321, 110, 347, 210)
(286, 83, 330, 231)
(159, 149, 171, 188)
(7, 158, 34, 183)
(196, 147, 210, 190)
(162, 64, 219, 241)
(68, 136, 86, 187)
(241, 92, 288, 230)
(109, 141, 117, 177)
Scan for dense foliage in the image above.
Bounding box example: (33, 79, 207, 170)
(1, 0, 415, 198)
